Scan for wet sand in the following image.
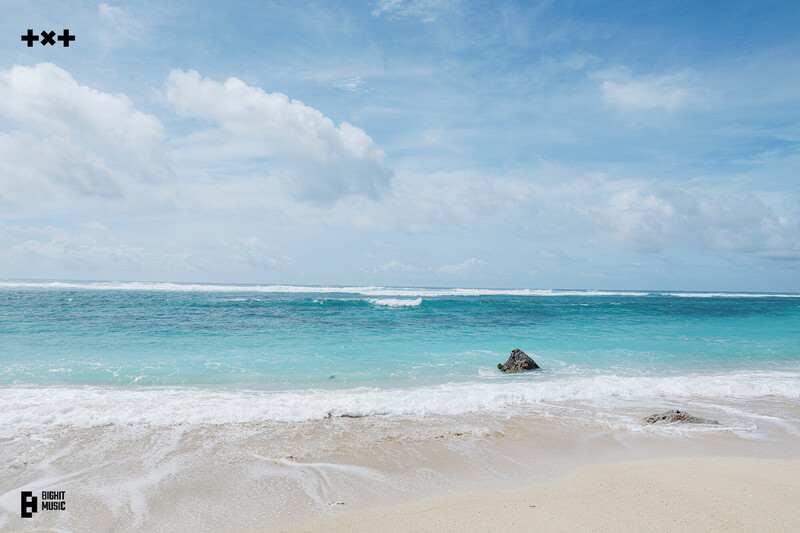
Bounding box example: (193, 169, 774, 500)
(1, 407, 799, 531)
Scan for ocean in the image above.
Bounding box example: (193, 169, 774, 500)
(3, 280, 800, 529)
(1, 280, 799, 430)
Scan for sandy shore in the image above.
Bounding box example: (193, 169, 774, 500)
(285, 457, 800, 532)
(3, 409, 799, 531)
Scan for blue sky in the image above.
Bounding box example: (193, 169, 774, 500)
(0, 0, 798, 290)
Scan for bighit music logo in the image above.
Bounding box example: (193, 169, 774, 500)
(21, 490, 66, 518)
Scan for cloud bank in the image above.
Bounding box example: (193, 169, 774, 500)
(165, 69, 392, 204)
(0, 63, 171, 209)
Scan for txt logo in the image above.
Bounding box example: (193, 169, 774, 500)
(21, 29, 75, 47)
(21, 491, 37, 518)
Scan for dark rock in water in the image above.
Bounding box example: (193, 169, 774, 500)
(497, 349, 540, 373)
(643, 410, 719, 425)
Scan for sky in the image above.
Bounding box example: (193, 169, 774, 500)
(0, 0, 799, 291)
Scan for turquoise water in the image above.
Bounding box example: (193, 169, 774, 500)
(1, 281, 799, 426)
(2, 282, 799, 387)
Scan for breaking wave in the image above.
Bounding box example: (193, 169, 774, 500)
(2, 370, 798, 427)
(368, 298, 423, 307)
(3, 280, 796, 298)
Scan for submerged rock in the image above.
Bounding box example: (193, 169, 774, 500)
(497, 349, 541, 373)
(643, 410, 719, 425)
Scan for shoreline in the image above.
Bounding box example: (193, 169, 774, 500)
(2, 408, 799, 531)
(284, 456, 800, 532)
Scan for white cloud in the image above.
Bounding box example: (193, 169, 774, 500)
(98, 4, 147, 49)
(0, 63, 172, 209)
(322, 161, 799, 266)
(80, 221, 108, 231)
(602, 76, 688, 111)
(374, 260, 425, 272)
(584, 188, 676, 250)
(0, 64, 165, 157)
(282, 155, 799, 270)
(0, 57, 796, 286)
(9, 235, 151, 271)
(332, 76, 368, 93)
(372, 0, 460, 21)
(756, 250, 800, 261)
(539, 249, 572, 261)
(165, 69, 392, 204)
(225, 237, 291, 269)
(0, 132, 121, 198)
(421, 128, 463, 153)
(98, 3, 124, 20)
(372, 257, 486, 276)
(437, 257, 486, 275)
(0, 223, 207, 278)
(581, 187, 799, 254)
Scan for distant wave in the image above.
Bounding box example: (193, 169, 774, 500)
(311, 297, 422, 307)
(665, 292, 800, 298)
(368, 298, 422, 307)
(0, 280, 646, 296)
(2, 370, 798, 427)
(0, 280, 796, 298)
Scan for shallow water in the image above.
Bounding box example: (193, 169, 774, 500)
(1, 280, 799, 426)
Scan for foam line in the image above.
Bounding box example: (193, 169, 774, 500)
(1, 281, 796, 297)
(2, 370, 798, 427)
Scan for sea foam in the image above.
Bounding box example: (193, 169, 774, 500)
(368, 298, 423, 307)
(2, 370, 798, 427)
(1, 280, 797, 298)
(0, 280, 648, 296)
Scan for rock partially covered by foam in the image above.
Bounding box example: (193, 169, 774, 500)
(643, 410, 719, 425)
(497, 349, 540, 373)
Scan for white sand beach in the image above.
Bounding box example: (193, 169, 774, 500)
(3, 409, 800, 531)
(286, 457, 800, 532)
